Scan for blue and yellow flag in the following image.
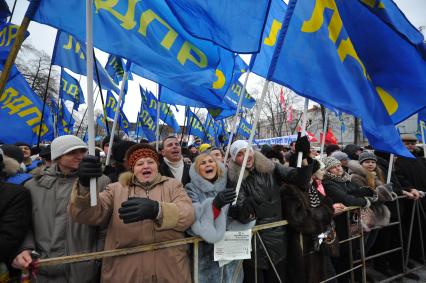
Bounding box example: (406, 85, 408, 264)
(57, 100, 75, 136)
(136, 97, 157, 142)
(140, 86, 180, 134)
(237, 118, 253, 139)
(0, 0, 10, 22)
(96, 114, 107, 132)
(105, 91, 130, 135)
(203, 113, 218, 145)
(52, 31, 119, 93)
(0, 64, 54, 144)
(165, 0, 271, 53)
(34, 1, 235, 97)
(215, 120, 229, 146)
(186, 110, 206, 141)
(0, 22, 30, 61)
(59, 69, 85, 110)
(267, 0, 424, 157)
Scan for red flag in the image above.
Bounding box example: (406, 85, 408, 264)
(287, 106, 293, 122)
(320, 128, 338, 145)
(306, 131, 318, 142)
(279, 87, 286, 111)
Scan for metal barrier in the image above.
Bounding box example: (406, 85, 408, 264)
(35, 202, 425, 283)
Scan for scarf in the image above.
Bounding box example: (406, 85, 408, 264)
(324, 171, 351, 183)
(132, 173, 163, 191)
(163, 157, 184, 181)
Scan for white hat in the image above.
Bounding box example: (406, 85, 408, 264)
(230, 140, 250, 161)
(51, 135, 88, 160)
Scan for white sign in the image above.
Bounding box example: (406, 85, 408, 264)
(214, 230, 252, 261)
(255, 135, 298, 146)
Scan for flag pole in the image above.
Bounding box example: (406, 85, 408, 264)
(0, 1, 40, 94)
(421, 121, 426, 158)
(232, 79, 270, 204)
(105, 69, 129, 166)
(85, 0, 97, 206)
(320, 108, 329, 156)
(8, 0, 18, 23)
(93, 50, 110, 135)
(386, 154, 394, 183)
(180, 106, 188, 145)
(223, 70, 251, 164)
(155, 84, 161, 151)
(75, 88, 99, 136)
(135, 111, 140, 143)
(36, 62, 53, 147)
(296, 98, 309, 168)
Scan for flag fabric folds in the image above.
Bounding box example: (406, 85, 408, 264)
(140, 86, 180, 134)
(59, 69, 85, 110)
(203, 113, 218, 145)
(0, 22, 30, 61)
(186, 110, 206, 140)
(0, 0, 10, 22)
(136, 99, 157, 142)
(268, 0, 417, 157)
(96, 114, 107, 132)
(320, 129, 338, 145)
(0, 64, 54, 144)
(165, 0, 271, 53)
(105, 91, 130, 135)
(52, 31, 119, 93)
(34, 0, 235, 97)
(237, 118, 253, 139)
(57, 100, 75, 136)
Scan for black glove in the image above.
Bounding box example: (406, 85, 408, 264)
(118, 197, 159, 224)
(295, 133, 311, 159)
(78, 155, 102, 187)
(213, 188, 237, 209)
(239, 197, 260, 223)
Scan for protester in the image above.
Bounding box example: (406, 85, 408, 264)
(1, 145, 33, 185)
(104, 140, 136, 182)
(342, 144, 363, 160)
(0, 149, 32, 281)
(101, 135, 120, 156)
(330, 151, 350, 171)
(227, 137, 313, 283)
(38, 144, 52, 168)
(199, 143, 212, 153)
(186, 153, 253, 282)
(188, 144, 199, 161)
(15, 142, 42, 174)
(12, 135, 110, 282)
(69, 144, 195, 283)
(159, 136, 191, 185)
(210, 147, 225, 163)
(325, 144, 341, 157)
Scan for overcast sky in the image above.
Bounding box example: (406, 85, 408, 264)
(7, 0, 426, 123)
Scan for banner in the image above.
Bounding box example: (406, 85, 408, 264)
(256, 135, 298, 146)
(59, 69, 85, 110)
(0, 64, 54, 144)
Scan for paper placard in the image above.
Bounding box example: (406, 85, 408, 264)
(214, 230, 251, 261)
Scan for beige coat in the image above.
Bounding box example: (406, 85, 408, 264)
(69, 172, 195, 283)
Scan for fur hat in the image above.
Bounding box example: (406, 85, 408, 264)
(331, 151, 349, 161)
(51, 135, 87, 160)
(230, 140, 249, 161)
(1, 144, 24, 163)
(321, 156, 341, 171)
(358, 151, 377, 164)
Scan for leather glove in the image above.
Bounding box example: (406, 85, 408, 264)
(119, 197, 159, 224)
(78, 155, 102, 187)
(213, 188, 237, 209)
(239, 197, 260, 223)
(295, 134, 311, 159)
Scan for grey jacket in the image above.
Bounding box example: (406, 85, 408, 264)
(185, 163, 254, 283)
(22, 164, 110, 283)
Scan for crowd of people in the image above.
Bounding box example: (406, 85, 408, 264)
(0, 133, 425, 283)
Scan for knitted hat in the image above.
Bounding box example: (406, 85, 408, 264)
(51, 135, 88, 160)
(199, 143, 211, 153)
(343, 144, 363, 160)
(230, 140, 249, 161)
(331, 151, 349, 161)
(1, 144, 24, 163)
(358, 151, 377, 164)
(321, 156, 341, 171)
(112, 140, 136, 163)
(126, 144, 159, 170)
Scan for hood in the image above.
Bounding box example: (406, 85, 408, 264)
(188, 162, 227, 193)
(2, 156, 21, 177)
(228, 151, 275, 183)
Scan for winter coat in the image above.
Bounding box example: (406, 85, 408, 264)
(2, 156, 32, 185)
(227, 151, 313, 269)
(69, 172, 195, 283)
(0, 182, 32, 265)
(159, 159, 191, 186)
(375, 155, 404, 194)
(395, 155, 426, 191)
(22, 164, 110, 283)
(185, 162, 255, 283)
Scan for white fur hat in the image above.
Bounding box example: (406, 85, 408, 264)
(230, 140, 250, 161)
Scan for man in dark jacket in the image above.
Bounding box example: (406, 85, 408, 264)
(159, 136, 191, 185)
(227, 138, 313, 283)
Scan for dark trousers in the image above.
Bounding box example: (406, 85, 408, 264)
(242, 259, 286, 283)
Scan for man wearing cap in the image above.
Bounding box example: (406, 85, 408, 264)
(159, 136, 191, 186)
(12, 135, 110, 283)
(227, 137, 313, 282)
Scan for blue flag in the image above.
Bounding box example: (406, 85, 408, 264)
(0, 0, 10, 22)
(250, 0, 287, 78)
(165, 0, 271, 53)
(267, 0, 418, 157)
(0, 22, 30, 61)
(203, 113, 218, 145)
(0, 64, 54, 144)
(224, 82, 256, 110)
(136, 99, 157, 142)
(237, 118, 253, 139)
(215, 120, 229, 146)
(96, 114, 107, 132)
(34, 1, 235, 97)
(57, 100, 75, 136)
(105, 55, 125, 84)
(52, 31, 119, 93)
(186, 110, 206, 140)
(59, 69, 85, 110)
(140, 86, 180, 134)
(105, 91, 131, 135)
